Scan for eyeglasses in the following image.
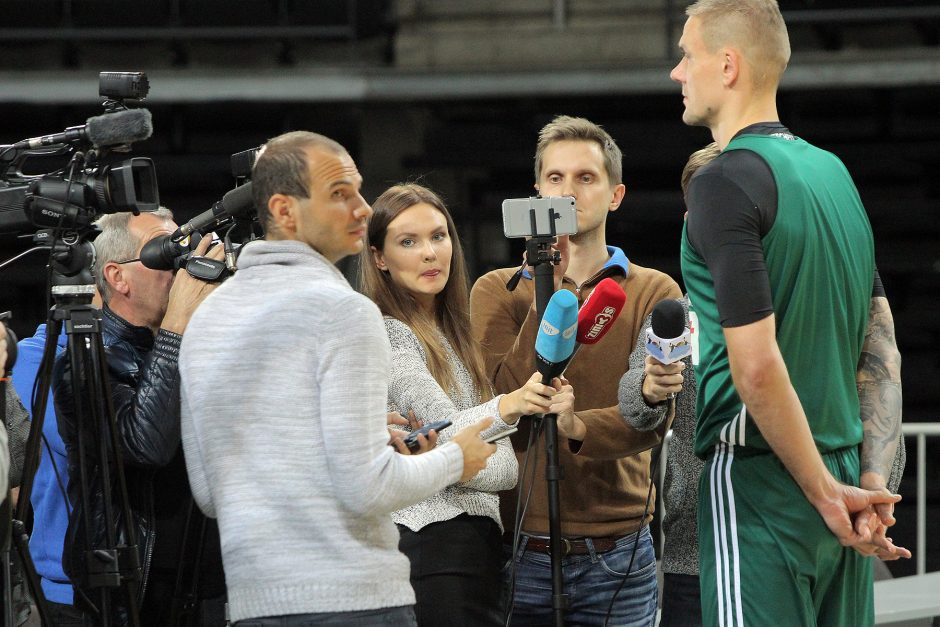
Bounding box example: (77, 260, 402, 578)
(115, 258, 140, 265)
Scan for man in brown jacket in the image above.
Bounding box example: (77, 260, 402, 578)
(470, 115, 681, 625)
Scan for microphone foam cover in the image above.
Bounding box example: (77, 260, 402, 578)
(85, 108, 153, 147)
(535, 289, 579, 366)
(651, 298, 687, 339)
(576, 278, 626, 345)
(222, 182, 255, 219)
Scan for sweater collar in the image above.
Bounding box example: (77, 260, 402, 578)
(237, 239, 348, 282)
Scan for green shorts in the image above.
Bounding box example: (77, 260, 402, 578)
(698, 435, 873, 627)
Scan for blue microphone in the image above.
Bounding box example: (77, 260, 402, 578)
(534, 289, 578, 381)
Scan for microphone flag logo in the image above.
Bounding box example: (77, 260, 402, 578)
(646, 327, 692, 365)
(540, 319, 560, 336)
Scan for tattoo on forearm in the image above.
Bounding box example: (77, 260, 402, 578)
(857, 297, 902, 479)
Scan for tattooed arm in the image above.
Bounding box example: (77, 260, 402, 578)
(857, 296, 903, 486)
(854, 296, 910, 560)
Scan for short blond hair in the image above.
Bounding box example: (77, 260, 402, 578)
(681, 142, 721, 197)
(687, 0, 790, 90)
(534, 115, 622, 185)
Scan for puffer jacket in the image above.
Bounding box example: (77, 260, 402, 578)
(53, 304, 183, 615)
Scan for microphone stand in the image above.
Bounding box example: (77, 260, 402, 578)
(524, 212, 568, 627)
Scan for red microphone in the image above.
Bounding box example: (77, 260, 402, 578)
(576, 277, 627, 345)
(559, 278, 627, 374)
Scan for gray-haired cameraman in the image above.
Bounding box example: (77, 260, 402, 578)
(52, 209, 227, 626)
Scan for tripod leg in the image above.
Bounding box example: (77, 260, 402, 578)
(9, 516, 52, 627)
(86, 324, 141, 627)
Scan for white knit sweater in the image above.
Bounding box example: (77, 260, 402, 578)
(179, 239, 464, 622)
(384, 318, 518, 532)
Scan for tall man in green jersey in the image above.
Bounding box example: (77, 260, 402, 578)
(670, 1, 910, 625)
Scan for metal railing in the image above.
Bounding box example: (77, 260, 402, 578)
(903, 422, 940, 575)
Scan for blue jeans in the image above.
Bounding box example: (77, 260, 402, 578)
(505, 526, 658, 626)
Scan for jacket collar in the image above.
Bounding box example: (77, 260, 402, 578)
(102, 304, 154, 351)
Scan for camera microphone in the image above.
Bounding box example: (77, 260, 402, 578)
(86, 109, 153, 148)
(13, 108, 153, 150)
(171, 183, 254, 241)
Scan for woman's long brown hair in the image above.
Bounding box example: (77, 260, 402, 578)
(359, 183, 492, 401)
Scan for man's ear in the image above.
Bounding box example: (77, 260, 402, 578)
(371, 245, 387, 271)
(267, 194, 297, 234)
(102, 262, 129, 297)
(721, 47, 741, 87)
(608, 183, 626, 213)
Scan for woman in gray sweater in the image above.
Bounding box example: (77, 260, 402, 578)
(360, 183, 570, 626)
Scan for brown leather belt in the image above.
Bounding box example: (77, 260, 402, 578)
(523, 535, 618, 556)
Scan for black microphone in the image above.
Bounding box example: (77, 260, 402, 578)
(171, 183, 254, 241)
(646, 299, 691, 365)
(12, 108, 153, 150)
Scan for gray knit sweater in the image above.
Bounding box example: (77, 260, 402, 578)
(619, 299, 700, 576)
(384, 318, 518, 532)
(179, 239, 464, 623)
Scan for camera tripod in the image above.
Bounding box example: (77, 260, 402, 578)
(12, 234, 142, 627)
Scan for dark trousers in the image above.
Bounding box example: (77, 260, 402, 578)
(234, 607, 416, 626)
(140, 567, 227, 627)
(659, 573, 702, 627)
(398, 514, 503, 627)
(46, 600, 86, 626)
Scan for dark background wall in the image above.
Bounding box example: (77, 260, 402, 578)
(0, 0, 937, 576)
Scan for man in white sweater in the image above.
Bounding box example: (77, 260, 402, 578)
(179, 130, 496, 626)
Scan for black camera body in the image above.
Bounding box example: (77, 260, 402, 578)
(0, 72, 158, 236)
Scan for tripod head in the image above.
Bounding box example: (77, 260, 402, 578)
(48, 228, 99, 309)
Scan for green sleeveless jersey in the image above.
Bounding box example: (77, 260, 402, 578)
(681, 133, 874, 457)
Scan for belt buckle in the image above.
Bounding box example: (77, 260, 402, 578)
(562, 538, 572, 556)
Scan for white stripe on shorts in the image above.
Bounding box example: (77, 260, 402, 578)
(711, 415, 744, 627)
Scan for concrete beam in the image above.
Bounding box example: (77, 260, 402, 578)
(0, 50, 936, 104)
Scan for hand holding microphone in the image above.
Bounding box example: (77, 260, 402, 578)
(549, 376, 580, 440)
(499, 372, 558, 424)
(642, 299, 689, 405)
